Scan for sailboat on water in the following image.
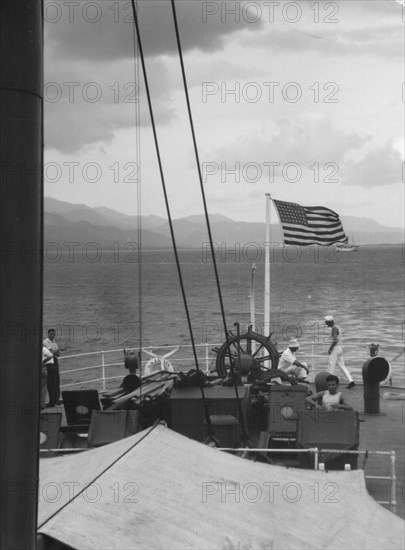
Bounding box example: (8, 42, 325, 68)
(1, 1, 403, 549)
(336, 235, 360, 252)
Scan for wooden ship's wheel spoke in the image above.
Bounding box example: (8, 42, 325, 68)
(252, 343, 265, 358)
(256, 354, 273, 364)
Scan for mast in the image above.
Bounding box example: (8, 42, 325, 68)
(249, 263, 256, 353)
(0, 1, 43, 548)
(264, 194, 271, 336)
(249, 263, 256, 330)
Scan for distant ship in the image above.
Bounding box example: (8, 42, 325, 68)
(336, 235, 360, 252)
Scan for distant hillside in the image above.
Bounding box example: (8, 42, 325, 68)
(44, 202, 172, 249)
(45, 197, 164, 231)
(44, 197, 404, 248)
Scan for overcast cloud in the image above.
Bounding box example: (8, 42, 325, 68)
(44, 0, 404, 229)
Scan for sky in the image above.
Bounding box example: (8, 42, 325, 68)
(44, 0, 405, 229)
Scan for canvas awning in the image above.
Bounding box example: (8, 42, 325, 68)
(38, 423, 404, 549)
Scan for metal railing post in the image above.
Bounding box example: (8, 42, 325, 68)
(311, 342, 315, 377)
(314, 447, 319, 470)
(205, 342, 209, 372)
(101, 351, 106, 391)
(390, 451, 397, 514)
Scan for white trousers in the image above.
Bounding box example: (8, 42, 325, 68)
(328, 346, 353, 383)
(283, 361, 308, 379)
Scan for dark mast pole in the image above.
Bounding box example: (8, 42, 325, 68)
(0, 1, 43, 548)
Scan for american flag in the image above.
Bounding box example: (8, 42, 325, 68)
(273, 199, 348, 246)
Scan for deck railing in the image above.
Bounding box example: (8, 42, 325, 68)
(58, 343, 217, 391)
(58, 341, 404, 391)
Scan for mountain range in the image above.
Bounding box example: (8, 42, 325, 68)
(44, 197, 404, 249)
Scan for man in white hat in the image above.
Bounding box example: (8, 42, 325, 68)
(324, 315, 355, 389)
(278, 339, 309, 381)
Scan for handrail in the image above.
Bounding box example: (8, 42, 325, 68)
(62, 362, 123, 375)
(57, 341, 404, 392)
(57, 343, 218, 390)
(61, 375, 124, 389)
(58, 341, 405, 362)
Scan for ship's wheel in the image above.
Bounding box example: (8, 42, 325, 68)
(214, 326, 279, 379)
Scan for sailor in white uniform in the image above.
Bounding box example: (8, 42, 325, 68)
(324, 315, 355, 389)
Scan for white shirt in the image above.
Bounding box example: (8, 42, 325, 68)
(43, 337, 59, 355)
(42, 346, 54, 365)
(278, 348, 296, 371)
(322, 391, 342, 411)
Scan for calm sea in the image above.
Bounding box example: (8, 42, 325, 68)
(43, 244, 405, 386)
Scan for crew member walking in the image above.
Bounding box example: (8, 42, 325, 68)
(324, 315, 355, 389)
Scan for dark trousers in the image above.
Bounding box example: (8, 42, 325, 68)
(46, 358, 60, 404)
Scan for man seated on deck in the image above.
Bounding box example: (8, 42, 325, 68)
(305, 374, 352, 411)
(278, 339, 309, 383)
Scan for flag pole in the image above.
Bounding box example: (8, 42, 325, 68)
(250, 262, 256, 352)
(250, 263, 256, 330)
(264, 193, 271, 336)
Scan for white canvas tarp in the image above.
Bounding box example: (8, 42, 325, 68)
(38, 423, 404, 549)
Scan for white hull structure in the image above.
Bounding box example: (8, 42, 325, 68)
(336, 244, 360, 251)
(337, 237, 360, 251)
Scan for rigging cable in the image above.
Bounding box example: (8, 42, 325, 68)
(38, 422, 161, 530)
(130, 0, 214, 439)
(170, 0, 248, 443)
(131, 0, 143, 398)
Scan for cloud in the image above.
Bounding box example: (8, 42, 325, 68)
(44, 56, 175, 153)
(209, 118, 369, 167)
(43, 0, 262, 152)
(247, 24, 403, 58)
(342, 0, 403, 15)
(342, 143, 404, 187)
(45, 0, 261, 62)
(240, 0, 403, 59)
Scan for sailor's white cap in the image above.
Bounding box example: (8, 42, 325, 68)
(288, 338, 300, 348)
(324, 315, 334, 322)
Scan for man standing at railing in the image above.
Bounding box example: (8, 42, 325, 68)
(41, 346, 53, 409)
(324, 315, 355, 389)
(43, 328, 63, 406)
